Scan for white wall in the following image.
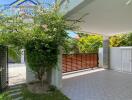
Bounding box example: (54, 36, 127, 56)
(110, 47, 122, 71)
(99, 47, 132, 72)
(26, 63, 37, 83)
(121, 47, 132, 72)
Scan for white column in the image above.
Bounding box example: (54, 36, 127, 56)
(51, 47, 62, 89)
(103, 35, 110, 69)
(26, 64, 36, 83)
(21, 49, 25, 64)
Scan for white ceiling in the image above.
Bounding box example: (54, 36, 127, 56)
(66, 0, 132, 35)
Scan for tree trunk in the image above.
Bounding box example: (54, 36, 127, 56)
(37, 67, 46, 87)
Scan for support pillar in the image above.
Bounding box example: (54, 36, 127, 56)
(21, 49, 25, 64)
(103, 36, 110, 69)
(51, 47, 62, 89)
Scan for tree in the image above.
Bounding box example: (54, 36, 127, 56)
(63, 37, 79, 54)
(127, 33, 132, 46)
(0, 15, 30, 62)
(25, 9, 71, 82)
(77, 32, 89, 37)
(110, 33, 132, 47)
(110, 34, 128, 47)
(78, 35, 103, 53)
(0, 4, 72, 84)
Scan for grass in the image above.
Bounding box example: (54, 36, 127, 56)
(0, 90, 12, 100)
(22, 86, 70, 100)
(0, 86, 69, 100)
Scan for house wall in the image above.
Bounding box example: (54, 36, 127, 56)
(99, 47, 132, 72)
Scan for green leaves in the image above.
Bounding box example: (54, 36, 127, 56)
(0, 5, 73, 80)
(110, 33, 132, 47)
(8, 47, 21, 63)
(127, 33, 132, 46)
(63, 38, 79, 54)
(78, 35, 103, 53)
(25, 38, 58, 77)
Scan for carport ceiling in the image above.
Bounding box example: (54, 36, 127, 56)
(65, 0, 132, 35)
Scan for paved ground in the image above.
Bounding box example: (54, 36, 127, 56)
(62, 69, 132, 100)
(9, 64, 26, 86)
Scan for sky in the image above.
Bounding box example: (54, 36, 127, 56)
(0, 0, 55, 5)
(0, 0, 77, 38)
(0, 0, 13, 5)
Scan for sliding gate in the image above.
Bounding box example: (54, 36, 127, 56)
(0, 45, 8, 92)
(62, 53, 98, 73)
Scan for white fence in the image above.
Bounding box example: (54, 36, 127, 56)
(99, 47, 132, 73)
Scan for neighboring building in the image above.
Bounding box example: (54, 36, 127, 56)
(1, 0, 38, 16)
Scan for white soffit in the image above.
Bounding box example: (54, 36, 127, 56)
(66, 0, 132, 35)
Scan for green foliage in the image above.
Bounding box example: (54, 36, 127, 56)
(63, 38, 79, 54)
(0, 15, 32, 62)
(22, 86, 69, 100)
(8, 47, 21, 63)
(25, 9, 71, 80)
(0, 16, 33, 48)
(78, 35, 103, 53)
(110, 33, 132, 47)
(0, 90, 12, 100)
(110, 34, 125, 47)
(127, 33, 132, 46)
(0, 5, 72, 81)
(77, 32, 89, 37)
(25, 38, 58, 80)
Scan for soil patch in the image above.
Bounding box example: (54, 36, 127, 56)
(27, 81, 50, 94)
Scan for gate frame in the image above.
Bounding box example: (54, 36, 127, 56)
(0, 45, 8, 92)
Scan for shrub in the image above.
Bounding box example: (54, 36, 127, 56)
(110, 33, 132, 47)
(78, 35, 103, 53)
(63, 38, 79, 54)
(127, 33, 132, 46)
(25, 38, 58, 81)
(110, 34, 128, 47)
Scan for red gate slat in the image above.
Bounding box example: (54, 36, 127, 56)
(62, 53, 98, 73)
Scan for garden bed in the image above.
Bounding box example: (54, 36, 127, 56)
(0, 84, 69, 100)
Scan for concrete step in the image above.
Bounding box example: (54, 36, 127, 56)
(8, 88, 21, 93)
(9, 91, 22, 98)
(13, 96, 23, 100)
(10, 85, 22, 89)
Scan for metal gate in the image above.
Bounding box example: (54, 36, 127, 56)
(62, 53, 98, 73)
(0, 45, 8, 92)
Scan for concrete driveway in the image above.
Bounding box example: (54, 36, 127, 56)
(62, 69, 132, 100)
(8, 64, 26, 86)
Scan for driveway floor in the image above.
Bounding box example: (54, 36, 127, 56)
(8, 64, 26, 86)
(62, 69, 132, 100)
